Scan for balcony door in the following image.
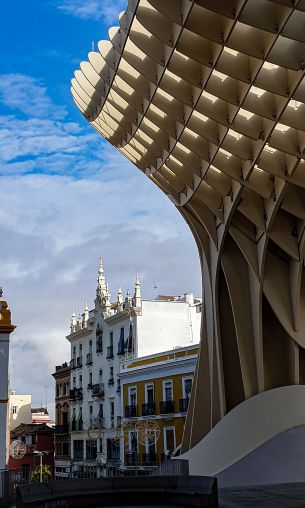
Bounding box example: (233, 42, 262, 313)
(164, 427, 176, 455)
(145, 383, 154, 404)
(128, 386, 137, 406)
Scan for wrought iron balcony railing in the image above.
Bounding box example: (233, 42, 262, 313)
(142, 453, 158, 466)
(179, 398, 189, 413)
(159, 400, 175, 414)
(69, 388, 83, 401)
(86, 353, 93, 365)
(125, 405, 138, 418)
(106, 345, 114, 359)
(141, 403, 155, 416)
(54, 424, 69, 434)
(92, 383, 104, 397)
(125, 452, 140, 466)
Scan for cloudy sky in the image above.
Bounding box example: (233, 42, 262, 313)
(0, 0, 201, 415)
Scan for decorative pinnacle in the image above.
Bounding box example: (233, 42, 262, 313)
(0, 287, 3, 298)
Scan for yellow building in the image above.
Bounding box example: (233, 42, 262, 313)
(119, 345, 198, 470)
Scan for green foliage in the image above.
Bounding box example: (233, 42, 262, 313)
(31, 464, 52, 483)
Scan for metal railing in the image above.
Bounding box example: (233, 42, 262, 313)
(106, 345, 114, 358)
(160, 400, 175, 414)
(142, 403, 155, 416)
(92, 383, 104, 397)
(179, 398, 189, 413)
(108, 377, 114, 385)
(142, 453, 158, 466)
(125, 405, 138, 418)
(69, 388, 83, 401)
(54, 424, 69, 434)
(86, 353, 93, 365)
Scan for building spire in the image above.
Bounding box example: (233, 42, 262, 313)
(96, 256, 108, 307)
(117, 286, 123, 311)
(71, 308, 76, 332)
(84, 302, 89, 324)
(133, 274, 141, 307)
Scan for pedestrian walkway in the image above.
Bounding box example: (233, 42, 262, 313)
(219, 483, 305, 507)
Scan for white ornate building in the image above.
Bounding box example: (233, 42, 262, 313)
(66, 258, 201, 476)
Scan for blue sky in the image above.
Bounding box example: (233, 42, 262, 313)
(0, 1, 201, 413)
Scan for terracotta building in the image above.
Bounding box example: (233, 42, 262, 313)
(9, 423, 54, 481)
(52, 363, 70, 479)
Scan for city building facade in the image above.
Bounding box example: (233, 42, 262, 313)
(52, 363, 70, 480)
(0, 294, 16, 473)
(9, 424, 54, 482)
(9, 394, 32, 431)
(66, 259, 201, 477)
(119, 345, 198, 470)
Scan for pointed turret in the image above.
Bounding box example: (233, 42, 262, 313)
(95, 256, 108, 308)
(133, 274, 141, 307)
(117, 286, 123, 312)
(84, 302, 89, 325)
(71, 308, 76, 332)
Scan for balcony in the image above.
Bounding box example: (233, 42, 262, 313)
(54, 424, 69, 434)
(179, 398, 189, 413)
(106, 345, 114, 359)
(71, 418, 83, 432)
(87, 382, 93, 390)
(69, 388, 83, 401)
(125, 452, 140, 466)
(160, 400, 175, 414)
(142, 453, 158, 466)
(86, 353, 93, 365)
(92, 383, 104, 398)
(125, 405, 138, 418)
(142, 403, 155, 416)
(69, 358, 76, 369)
(108, 377, 114, 385)
(76, 356, 83, 367)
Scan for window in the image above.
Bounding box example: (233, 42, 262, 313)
(62, 442, 69, 456)
(163, 380, 173, 401)
(110, 366, 113, 379)
(89, 372, 92, 385)
(118, 327, 125, 355)
(12, 406, 18, 414)
(73, 346, 76, 358)
(99, 369, 103, 381)
(99, 438, 103, 454)
(145, 384, 154, 404)
(73, 440, 83, 460)
(109, 332, 113, 347)
(56, 385, 59, 398)
(79, 344, 82, 356)
(129, 387, 137, 406)
(73, 377, 76, 388)
(89, 405, 93, 421)
(183, 377, 193, 399)
(25, 434, 33, 446)
(96, 325, 103, 353)
(98, 404, 103, 420)
(79, 375, 82, 387)
(89, 340, 92, 353)
(86, 440, 97, 460)
(164, 427, 176, 455)
(129, 430, 138, 452)
(110, 401, 114, 425)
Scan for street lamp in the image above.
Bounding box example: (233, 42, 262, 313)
(33, 450, 48, 482)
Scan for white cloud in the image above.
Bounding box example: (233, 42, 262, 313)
(0, 72, 201, 419)
(55, 0, 126, 23)
(0, 74, 66, 120)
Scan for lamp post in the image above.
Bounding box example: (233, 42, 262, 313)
(33, 451, 48, 482)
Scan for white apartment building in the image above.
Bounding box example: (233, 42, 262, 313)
(9, 393, 32, 430)
(66, 259, 201, 477)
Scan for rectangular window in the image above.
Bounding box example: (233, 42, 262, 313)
(89, 340, 92, 353)
(79, 344, 82, 355)
(12, 406, 18, 414)
(145, 383, 154, 404)
(25, 434, 33, 446)
(128, 430, 138, 452)
(86, 440, 97, 460)
(62, 442, 69, 456)
(99, 438, 103, 454)
(183, 377, 193, 399)
(109, 332, 113, 347)
(73, 440, 83, 460)
(163, 380, 173, 401)
(89, 405, 93, 421)
(79, 375, 82, 387)
(73, 376, 76, 388)
(98, 404, 103, 420)
(73, 346, 76, 358)
(110, 366, 113, 378)
(89, 372, 92, 385)
(110, 401, 114, 425)
(129, 387, 137, 406)
(164, 427, 176, 455)
(99, 369, 103, 381)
